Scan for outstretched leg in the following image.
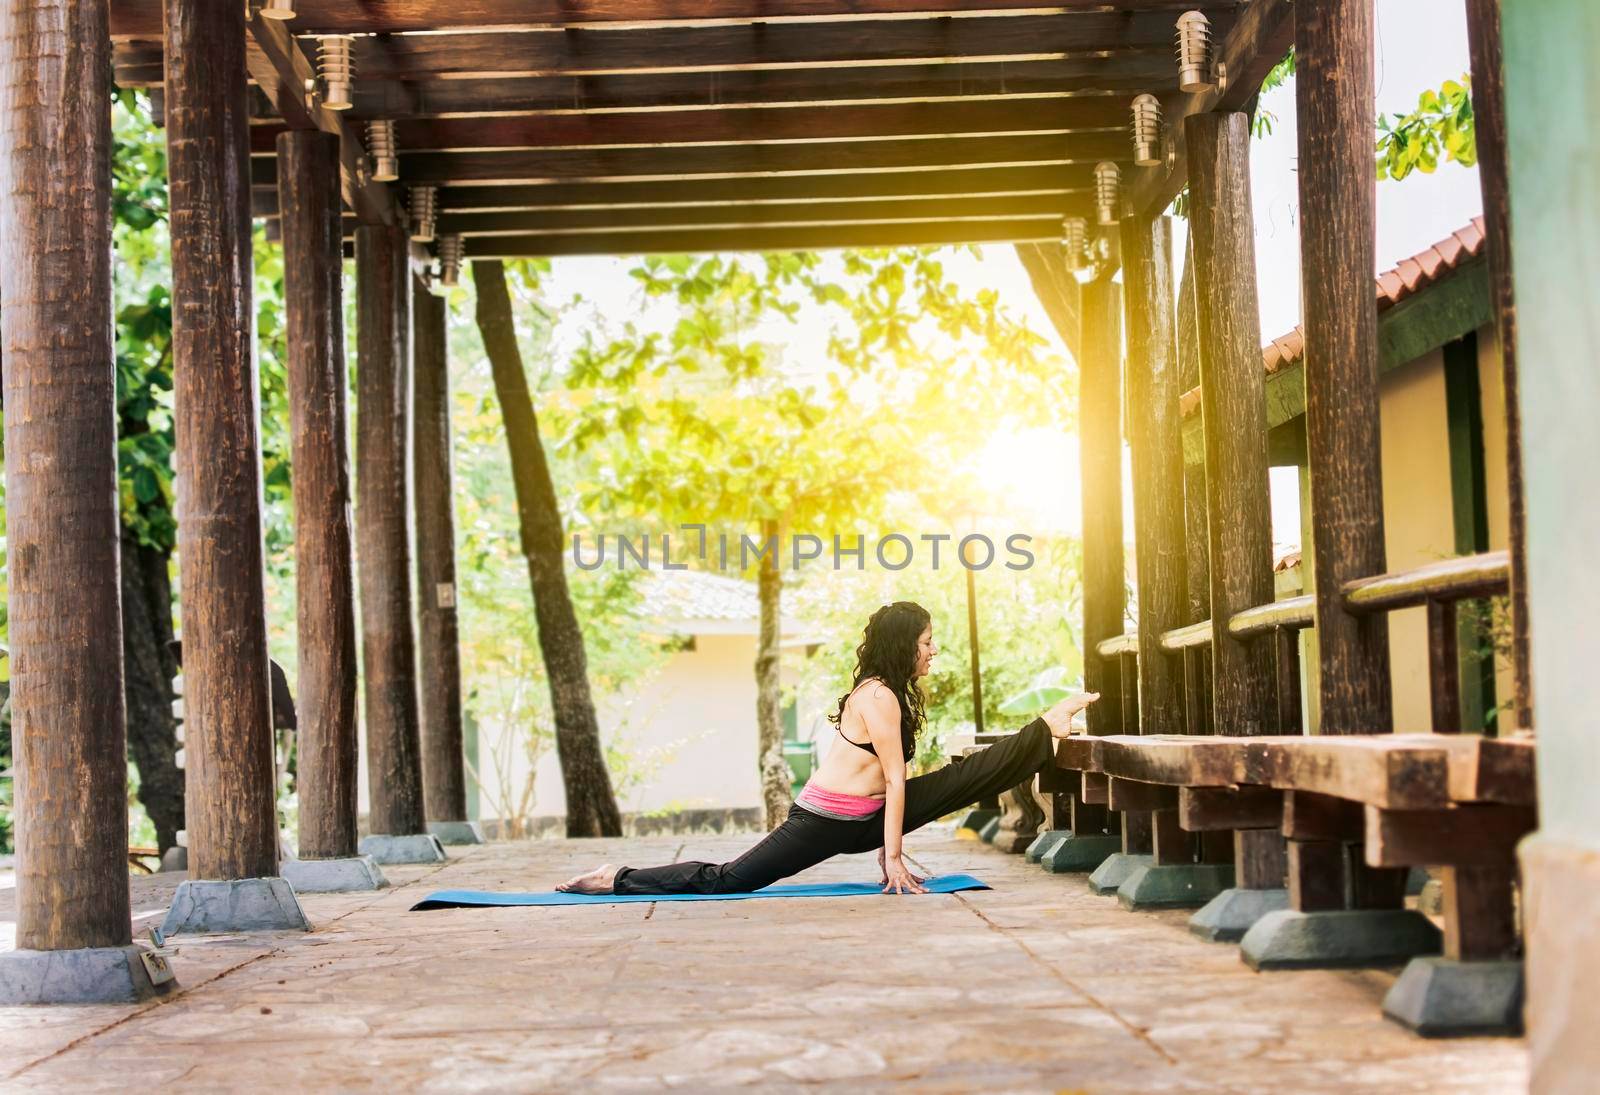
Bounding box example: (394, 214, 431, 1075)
(560, 807, 869, 896)
(902, 716, 1055, 834)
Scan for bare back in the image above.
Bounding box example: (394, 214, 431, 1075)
(809, 677, 897, 798)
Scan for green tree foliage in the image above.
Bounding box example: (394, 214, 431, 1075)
(1376, 75, 1477, 181)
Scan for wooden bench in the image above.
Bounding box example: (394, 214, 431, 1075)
(1050, 730, 1536, 1035)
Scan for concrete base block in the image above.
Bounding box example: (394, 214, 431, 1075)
(976, 817, 1002, 844)
(428, 821, 486, 846)
(1241, 908, 1442, 971)
(957, 808, 999, 834)
(1042, 834, 1122, 875)
(160, 878, 310, 937)
(991, 828, 1038, 854)
(359, 833, 448, 865)
(1024, 830, 1068, 863)
(0, 944, 177, 1005)
(1190, 888, 1290, 943)
(1382, 956, 1525, 1037)
(1117, 863, 1235, 910)
(1406, 866, 1430, 896)
(1088, 853, 1152, 895)
(281, 855, 389, 893)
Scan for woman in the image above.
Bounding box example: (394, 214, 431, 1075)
(557, 600, 1098, 896)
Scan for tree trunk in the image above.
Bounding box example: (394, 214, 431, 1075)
(471, 260, 621, 838)
(755, 517, 793, 829)
(121, 533, 184, 854)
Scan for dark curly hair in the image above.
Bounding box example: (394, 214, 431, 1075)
(827, 601, 931, 762)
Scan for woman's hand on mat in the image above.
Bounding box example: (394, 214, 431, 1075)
(881, 853, 927, 895)
(877, 847, 924, 886)
(1042, 692, 1101, 738)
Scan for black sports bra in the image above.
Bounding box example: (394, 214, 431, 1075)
(837, 678, 911, 761)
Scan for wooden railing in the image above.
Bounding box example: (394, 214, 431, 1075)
(1092, 550, 1511, 736)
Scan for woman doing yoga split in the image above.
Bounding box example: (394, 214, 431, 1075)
(557, 600, 1099, 896)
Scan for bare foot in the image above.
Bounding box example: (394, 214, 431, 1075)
(555, 863, 619, 895)
(1042, 692, 1101, 738)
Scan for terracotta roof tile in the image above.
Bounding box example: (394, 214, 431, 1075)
(1179, 218, 1489, 419)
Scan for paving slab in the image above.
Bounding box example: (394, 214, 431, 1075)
(1, 833, 1524, 1092)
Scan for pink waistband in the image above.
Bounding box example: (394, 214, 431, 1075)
(797, 780, 885, 818)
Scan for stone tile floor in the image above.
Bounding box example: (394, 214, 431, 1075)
(0, 832, 1527, 1093)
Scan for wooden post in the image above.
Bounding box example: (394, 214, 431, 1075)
(1297, 0, 1394, 735)
(1120, 214, 1187, 735)
(1177, 246, 1211, 630)
(1185, 111, 1278, 737)
(1079, 276, 1124, 733)
(414, 283, 470, 823)
(1426, 600, 1462, 734)
(278, 129, 359, 859)
(165, 0, 279, 880)
(1, 0, 132, 951)
(356, 224, 426, 836)
(1464, 0, 1532, 733)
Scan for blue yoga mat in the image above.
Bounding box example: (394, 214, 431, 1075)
(409, 872, 990, 910)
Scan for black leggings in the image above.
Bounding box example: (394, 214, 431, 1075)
(612, 717, 1052, 896)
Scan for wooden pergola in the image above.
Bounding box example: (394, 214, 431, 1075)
(4, 0, 1595, 1080)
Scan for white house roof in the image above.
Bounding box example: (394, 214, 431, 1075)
(639, 567, 821, 646)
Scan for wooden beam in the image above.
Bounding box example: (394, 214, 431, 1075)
(1464, 0, 1532, 734)
(455, 219, 1065, 257)
(1121, 214, 1186, 735)
(1178, 785, 1282, 831)
(338, 14, 1210, 81)
(245, 10, 396, 225)
(1186, 110, 1276, 737)
(414, 283, 470, 825)
(1364, 804, 1538, 869)
(1282, 790, 1365, 842)
(1014, 240, 1082, 362)
(1440, 865, 1518, 961)
(113, 1, 1240, 38)
(1152, 808, 1193, 865)
(1108, 777, 1179, 813)
(430, 195, 1091, 236)
(361, 133, 1129, 186)
(1287, 839, 1344, 911)
(279, 129, 361, 861)
(1080, 275, 1125, 734)
(1099, 733, 1244, 786)
(1129, 0, 1295, 216)
(166, 0, 280, 881)
(339, 59, 1175, 119)
(1081, 770, 1110, 805)
(251, 98, 1130, 154)
(1298, 0, 1392, 734)
(1234, 829, 1286, 889)
(2, 0, 133, 951)
(356, 225, 427, 837)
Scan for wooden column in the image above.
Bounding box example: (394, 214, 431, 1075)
(165, 0, 279, 880)
(1177, 247, 1213, 734)
(356, 225, 426, 836)
(1, 0, 131, 951)
(278, 130, 359, 860)
(1185, 111, 1278, 738)
(1120, 215, 1186, 735)
(1079, 276, 1124, 734)
(1296, 0, 1394, 735)
(413, 284, 469, 823)
(1464, 0, 1532, 733)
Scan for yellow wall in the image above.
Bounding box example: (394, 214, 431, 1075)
(1374, 322, 1511, 734)
(1378, 347, 1455, 733)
